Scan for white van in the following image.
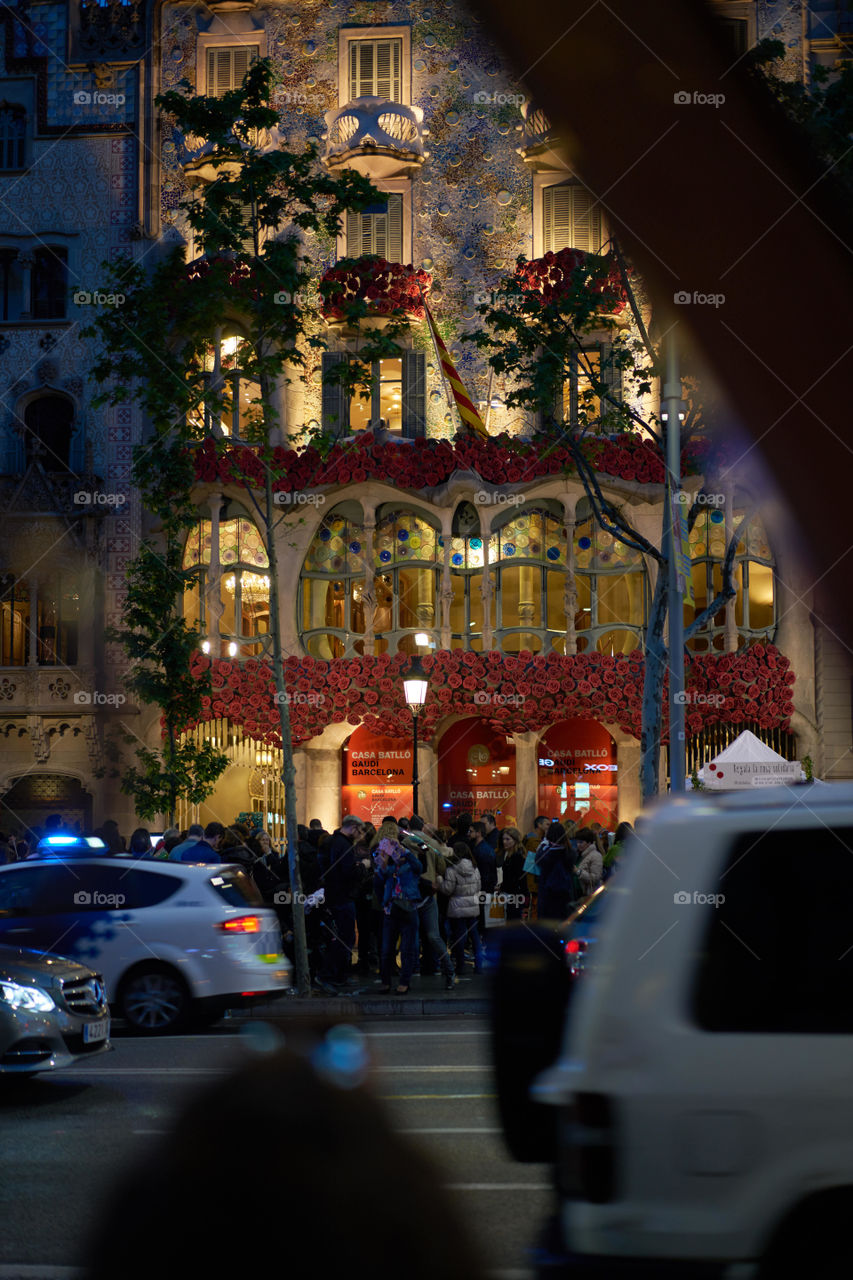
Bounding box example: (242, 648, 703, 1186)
(530, 785, 853, 1278)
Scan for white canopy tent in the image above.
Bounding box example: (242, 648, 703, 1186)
(698, 730, 804, 789)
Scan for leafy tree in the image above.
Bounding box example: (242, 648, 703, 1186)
(84, 59, 398, 993)
(467, 245, 751, 798)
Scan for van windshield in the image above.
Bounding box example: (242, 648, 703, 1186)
(207, 870, 263, 908)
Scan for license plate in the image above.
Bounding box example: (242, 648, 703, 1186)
(83, 1019, 109, 1043)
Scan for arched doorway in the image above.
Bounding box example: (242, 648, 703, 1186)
(537, 720, 618, 830)
(0, 773, 92, 836)
(342, 725, 413, 823)
(437, 717, 517, 825)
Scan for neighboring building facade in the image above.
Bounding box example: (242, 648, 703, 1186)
(0, 0, 849, 838)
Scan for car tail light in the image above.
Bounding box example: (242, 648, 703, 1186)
(217, 915, 262, 934)
(565, 938, 588, 955)
(558, 1093, 617, 1204)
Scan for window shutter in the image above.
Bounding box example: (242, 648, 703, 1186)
(207, 46, 259, 97)
(543, 183, 601, 253)
(350, 39, 402, 100)
(599, 343, 622, 421)
(402, 351, 426, 439)
(372, 211, 387, 258)
(322, 352, 348, 435)
(346, 209, 362, 258)
(387, 193, 403, 261)
(238, 202, 256, 254)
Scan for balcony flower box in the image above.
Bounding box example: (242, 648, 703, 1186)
(319, 256, 432, 323)
(516, 248, 628, 317)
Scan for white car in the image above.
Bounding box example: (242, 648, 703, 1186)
(0, 854, 290, 1033)
(530, 784, 853, 1279)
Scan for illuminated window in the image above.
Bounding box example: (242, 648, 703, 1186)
(300, 505, 367, 659)
(183, 513, 270, 657)
(372, 507, 441, 655)
(562, 349, 601, 427)
(345, 193, 403, 260)
(322, 351, 425, 438)
(686, 509, 775, 652)
(573, 502, 647, 654)
(448, 501, 491, 651)
(187, 334, 260, 440)
(490, 506, 568, 654)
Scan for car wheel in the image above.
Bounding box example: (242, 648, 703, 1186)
(490, 922, 573, 1163)
(760, 1195, 853, 1280)
(119, 965, 190, 1034)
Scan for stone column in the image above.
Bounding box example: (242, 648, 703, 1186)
(561, 496, 578, 654)
(616, 739, 643, 823)
(77, 562, 97, 670)
(302, 745, 342, 830)
(481, 511, 494, 650)
(205, 492, 224, 657)
(361, 504, 377, 657)
(723, 482, 739, 652)
(292, 747, 309, 825)
(512, 730, 540, 837)
(284, 360, 305, 446)
(439, 510, 453, 650)
(417, 741, 438, 824)
(27, 578, 38, 667)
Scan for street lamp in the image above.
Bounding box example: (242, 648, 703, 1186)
(402, 655, 429, 817)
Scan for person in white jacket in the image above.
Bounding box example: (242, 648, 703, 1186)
(438, 842, 483, 976)
(575, 827, 604, 896)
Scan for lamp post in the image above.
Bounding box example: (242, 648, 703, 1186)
(402, 655, 429, 817)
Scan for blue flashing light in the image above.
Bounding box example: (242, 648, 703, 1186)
(46, 836, 77, 845)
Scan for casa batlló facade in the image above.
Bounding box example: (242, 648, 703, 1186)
(0, 0, 849, 838)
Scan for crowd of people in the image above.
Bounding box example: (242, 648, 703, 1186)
(0, 807, 633, 995)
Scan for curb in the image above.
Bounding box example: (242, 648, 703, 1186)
(232, 995, 491, 1019)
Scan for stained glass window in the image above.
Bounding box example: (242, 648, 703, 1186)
(687, 509, 775, 652)
(573, 510, 646, 654)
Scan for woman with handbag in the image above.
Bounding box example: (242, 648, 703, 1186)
(374, 837, 423, 995)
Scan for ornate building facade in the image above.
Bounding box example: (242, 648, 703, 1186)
(0, 0, 849, 837)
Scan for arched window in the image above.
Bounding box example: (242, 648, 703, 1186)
(300, 504, 367, 659)
(187, 333, 260, 440)
(442, 501, 489, 650)
(490, 504, 567, 653)
(686, 509, 775, 652)
(24, 394, 75, 471)
(372, 506, 441, 654)
(0, 104, 25, 171)
(183, 510, 270, 657)
(573, 501, 647, 653)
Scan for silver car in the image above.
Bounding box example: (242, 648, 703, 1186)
(0, 945, 111, 1075)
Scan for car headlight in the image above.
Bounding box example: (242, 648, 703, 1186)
(0, 981, 56, 1013)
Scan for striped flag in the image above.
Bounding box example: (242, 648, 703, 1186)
(423, 299, 489, 439)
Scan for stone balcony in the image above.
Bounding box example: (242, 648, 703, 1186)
(179, 125, 281, 185)
(516, 103, 564, 169)
(0, 668, 102, 714)
(323, 98, 427, 179)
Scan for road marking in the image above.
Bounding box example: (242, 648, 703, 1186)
(377, 1065, 489, 1072)
(378, 1093, 496, 1100)
(446, 1183, 552, 1191)
(401, 1127, 501, 1134)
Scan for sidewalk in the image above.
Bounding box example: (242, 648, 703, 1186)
(231, 970, 493, 1020)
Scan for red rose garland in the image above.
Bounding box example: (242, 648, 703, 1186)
(319, 257, 433, 321)
(182, 643, 795, 748)
(515, 248, 629, 316)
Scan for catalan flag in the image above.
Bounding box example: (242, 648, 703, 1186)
(423, 299, 489, 439)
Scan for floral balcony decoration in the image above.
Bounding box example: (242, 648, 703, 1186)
(184, 643, 795, 748)
(516, 248, 628, 317)
(193, 428, 734, 494)
(319, 257, 432, 322)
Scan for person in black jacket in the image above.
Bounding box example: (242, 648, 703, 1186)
(470, 822, 497, 940)
(317, 816, 369, 990)
(537, 821, 580, 920)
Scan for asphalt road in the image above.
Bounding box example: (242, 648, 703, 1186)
(0, 1016, 552, 1278)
